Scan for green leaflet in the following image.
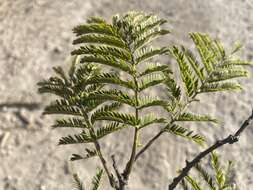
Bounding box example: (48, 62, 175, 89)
(38, 79, 73, 98)
(180, 179, 190, 190)
(90, 102, 122, 124)
(138, 72, 166, 91)
(72, 45, 131, 62)
(87, 16, 106, 24)
(163, 124, 205, 145)
(170, 46, 198, 97)
(52, 118, 89, 129)
(72, 168, 104, 190)
(185, 175, 203, 190)
(137, 62, 171, 77)
(52, 66, 69, 85)
(85, 72, 136, 90)
(133, 29, 170, 51)
(44, 99, 83, 116)
(91, 111, 139, 126)
(133, 18, 167, 39)
(73, 34, 128, 51)
(163, 72, 181, 101)
(207, 68, 249, 83)
(139, 113, 166, 129)
(194, 163, 217, 190)
(73, 23, 118, 37)
(134, 46, 169, 64)
(91, 168, 104, 190)
(182, 152, 236, 190)
(138, 95, 169, 110)
(222, 59, 252, 66)
(58, 130, 93, 145)
(70, 148, 98, 161)
(189, 33, 215, 73)
(182, 47, 205, 81)
(211, 152, 226, 188)
(95, 122, 127, 139)
(73, 173, 85, 190)
(80, 55, 134, 75)
(200, 82, 242, 93)
(176, 112, 218, 124)
(86, 89, 136, 107)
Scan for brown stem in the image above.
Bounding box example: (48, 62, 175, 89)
(168, 109, 253, 190)
(111, 155, 127, 190)
(93, 140, 116, 188)
(84, 117, 116, 189)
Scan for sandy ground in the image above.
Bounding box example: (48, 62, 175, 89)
(1, 0, 253, 189)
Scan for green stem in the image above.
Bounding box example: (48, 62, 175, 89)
(122, 75, 139, 181)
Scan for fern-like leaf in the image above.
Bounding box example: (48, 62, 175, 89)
(73, 34, 128, 50)
(58, 130, 93, 145)
(195, 163, 217, 190)
(139, 113, 166, 129)
(95, 122, 126, 139)
(91, 111, 139, 126)
(79, 55, 133, 75)
(170, 46, 198, 97)
(200, 82, 242, 93)
(73, 173, 85, 190)
(73, 23, 117, 37)
(185, 175, 203, 190)
(135, 46, 169, 64)
(138, 62, 171, 77)
(207, 68, 248, 83)
(72, 45, 131, 62)
(163, 124, 205, 145)
(138, 73, 166, 91)
(176, 112, 218, 124)
(211, 152, 226, 188)
(189, 33, 216, 73)
(70, 148, 98, 161)
(133, 29, 170, 51)
(44, 99, 83, 116)
(180, 178, 190, 190)
(138, 95, 168, 110)
(91, 102, 122, 124)
(85, 72, 135, 90)
(86, 89, 136, 107)
(91, 168, 104, 190)
(52, 118, 88, 129)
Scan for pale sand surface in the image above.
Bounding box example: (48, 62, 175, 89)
(1, 0, 253, 189)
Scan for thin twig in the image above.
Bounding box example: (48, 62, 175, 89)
(93, 140, 116, 188)
(168, 109, 253, 190)
(84, 117, 116, 189)
(111, 155, 127, 190)
(111, 155, 121, 181)
(135, 130, 163, 161)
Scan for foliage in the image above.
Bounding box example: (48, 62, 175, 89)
(180, 152, 238, 190)
(38, 11, 251, 189)
(73, 168, 104, 190)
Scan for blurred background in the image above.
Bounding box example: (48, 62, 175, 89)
(1, 0, 253, 189)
